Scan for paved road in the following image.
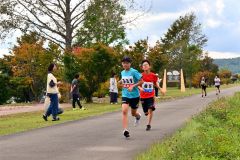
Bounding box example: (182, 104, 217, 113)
(0, 87, 239, 160)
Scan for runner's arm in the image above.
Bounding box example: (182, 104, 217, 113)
(128, 78, 143, 92)
(155, 81, 165, 95)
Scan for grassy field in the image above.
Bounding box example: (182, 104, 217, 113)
(0, 84, 238, 136)
(0, 103, 120, 136)
(136, 92, 240, 160)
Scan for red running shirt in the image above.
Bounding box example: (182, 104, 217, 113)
(140, 72, 158, 98)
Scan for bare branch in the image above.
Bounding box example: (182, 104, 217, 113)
(34, 26, 65, 48)
(70, 0, 85, 15)
(71, 10, 85, 22)
(38, 0, 65, 20)
(72, 14, 85, 29)
(56, 0, 66, 15)
(13, 9, 66, 45)
(16, 0, 66, 38)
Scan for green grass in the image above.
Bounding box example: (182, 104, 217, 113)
(0, 103, 120, 136)
(0, 84, 238, 136)
(136, 92, 240, 160)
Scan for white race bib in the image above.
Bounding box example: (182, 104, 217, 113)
(142, 82, 154, 93)
(122, 76, 134, 88)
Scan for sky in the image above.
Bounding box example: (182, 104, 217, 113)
(1, 0, 240, 59)
(125, 0, 240, 59)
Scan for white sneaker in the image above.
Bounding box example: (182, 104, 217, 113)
(134, 113, 141, 126)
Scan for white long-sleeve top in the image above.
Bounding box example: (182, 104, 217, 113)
(46, 73, 58, 94)
(109, 78, 118, 93)
(214, 78, 221, 86)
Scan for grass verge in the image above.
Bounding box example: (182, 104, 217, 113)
(136, 92, 240, 160)
(0, 103, 120, 136)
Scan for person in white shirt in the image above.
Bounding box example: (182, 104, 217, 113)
(42, 63, 60, 121)
(109, 72, 118, 104)
(214, 75, 221, 95)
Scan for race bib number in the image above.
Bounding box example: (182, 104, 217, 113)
(122, 76, 134, 88)
(142, 82, 154, 93)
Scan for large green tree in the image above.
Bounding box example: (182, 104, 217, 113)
(183, 45, 202, 88)
(75, 0, 127, 47)
(161, 12, 207, 87)
(161, 12, 207, 70)
(65, 43, 118, 102)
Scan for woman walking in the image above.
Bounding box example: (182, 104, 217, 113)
(42, 63, 60, 121)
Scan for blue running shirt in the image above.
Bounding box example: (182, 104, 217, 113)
(121, 68, 142, 98)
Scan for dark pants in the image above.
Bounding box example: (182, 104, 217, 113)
(201, 85, 207, 96)
(72, 94, 82, 108)
(110, 92, 118, 103)
(155, 87, 159, 97)
(46, 93, 59, 119)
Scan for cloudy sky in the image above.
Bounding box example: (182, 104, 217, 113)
(126, 0, 240, 59)
(0, 0, 240, 59)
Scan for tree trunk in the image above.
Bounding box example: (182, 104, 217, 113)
(65, 0, 73, 52)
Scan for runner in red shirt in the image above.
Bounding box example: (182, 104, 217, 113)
(139, 60, 165, 131)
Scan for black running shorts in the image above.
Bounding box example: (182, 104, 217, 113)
(122, 97, 140, 109)
(140, 97, 155, 115)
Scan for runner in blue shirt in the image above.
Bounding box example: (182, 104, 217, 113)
(119, 56, 143, 138)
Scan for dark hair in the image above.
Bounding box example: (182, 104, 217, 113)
(141, 59, 151, 65)
(75, 74, 80, 79)
(111, 72, 116, 78)
(121, 56, 132, 63)
(48, 63, 56, 72)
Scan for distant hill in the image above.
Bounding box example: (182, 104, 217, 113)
(213, 57, 240, 74)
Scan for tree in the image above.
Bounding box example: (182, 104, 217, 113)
(200, 55, 219, 74)
(219, 69, 232, 84)
(192, 71, 214, 88)
(122, 39, 147, 71)
(183, 45, 202, 88)
(10, 32, 54, 101)
(0, 0, 141, 51)
(161, 12, 207, 70)
(0, 0, 90, 51)
(0, 55, 13, 76)
(147, 40, 168, 74)
(75, 0, 128, 47)
(69, 43, 118, 102)
(0, 74, 11, 104)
